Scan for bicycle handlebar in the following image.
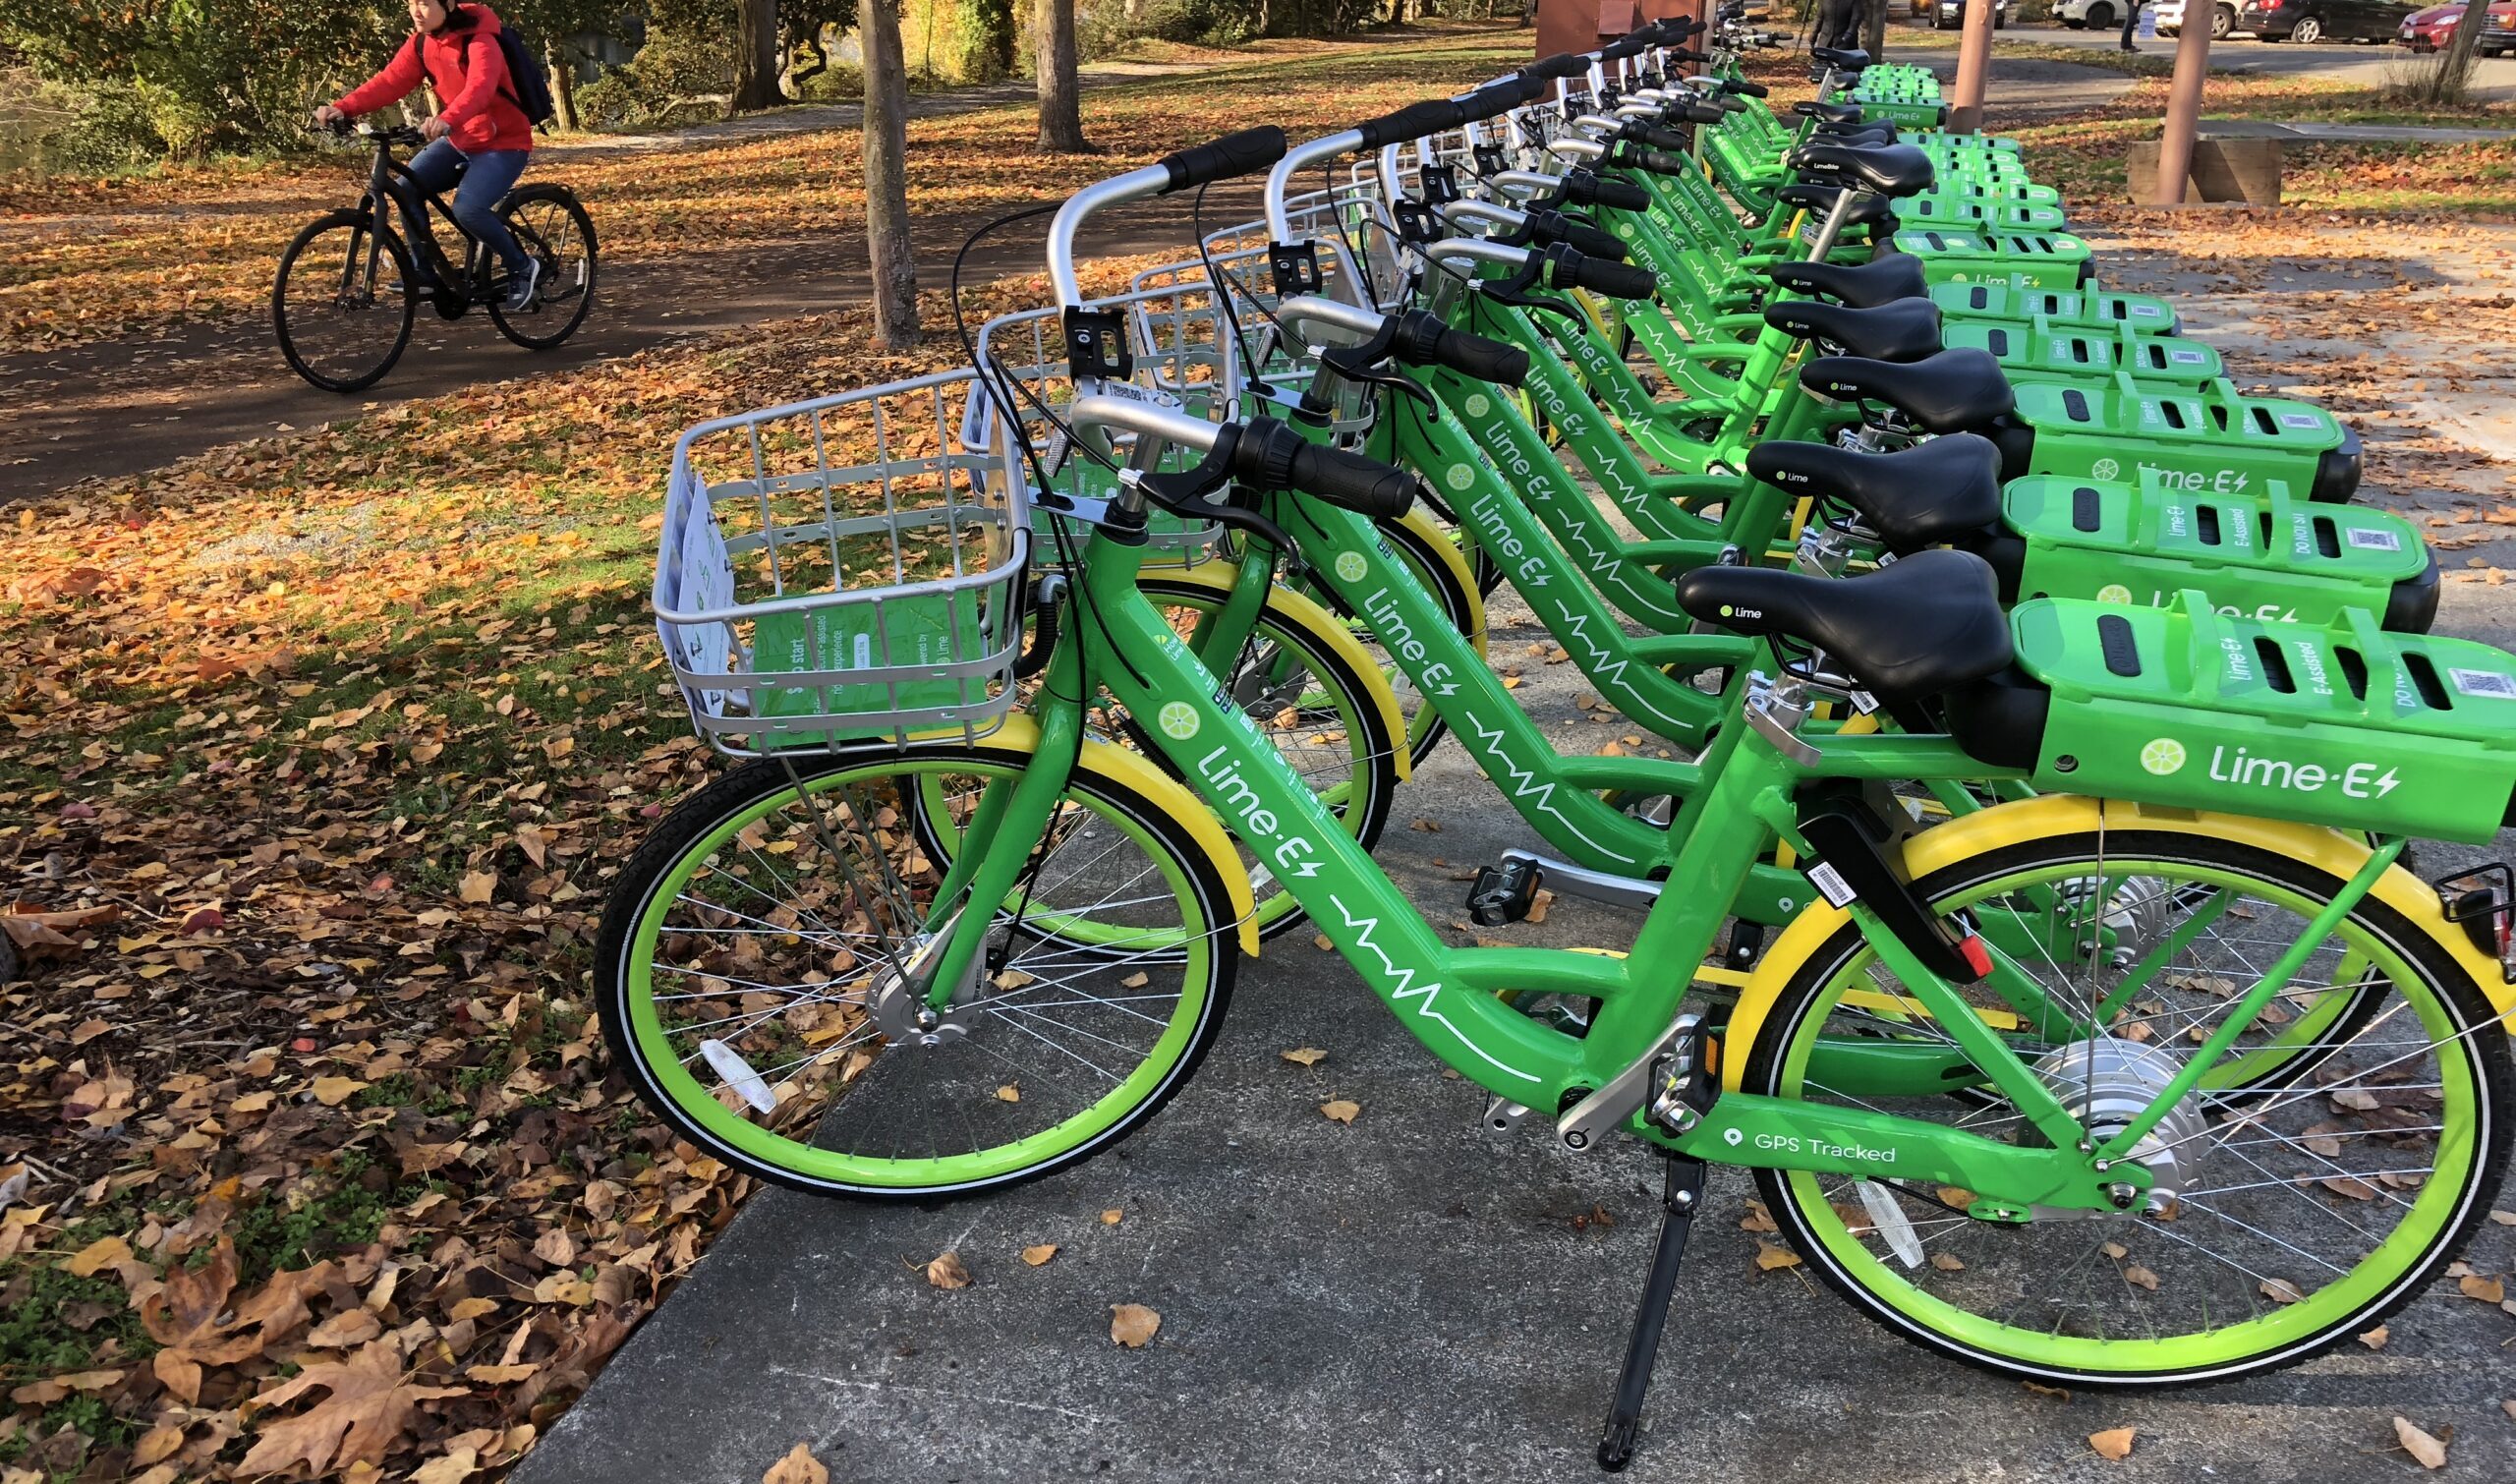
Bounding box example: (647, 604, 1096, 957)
(1064, 396, 1419, 522)
(1354, 98, 1467, 150)
(1157, 126, 1288, 195)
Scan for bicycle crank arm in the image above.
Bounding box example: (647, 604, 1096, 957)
(1499, 848, 1663, 912)
(1556, 1013, 1701, 1152)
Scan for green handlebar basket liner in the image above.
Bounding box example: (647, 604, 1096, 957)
(1932, 282, 2180, 334)
(656, 369, 1029, 755)
(2002, 475, 2437, 629)
(2011, 595, 2516, 844)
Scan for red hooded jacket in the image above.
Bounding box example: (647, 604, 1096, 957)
(334, 5, 535, 154)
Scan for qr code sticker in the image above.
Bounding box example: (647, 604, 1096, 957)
(2346, 527, 2402, 551)
(2449, 667, 2516, 701)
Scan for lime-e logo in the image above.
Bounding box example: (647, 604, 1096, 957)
(1462, 393, 1492, 418)
(2090, 458, 2121, 481)
(1334, 550, 1368, 583)
(1157, 702, 1201, 741)
(1445, 464, 1476, 492)
(2140, 737, 2187, 776)
(2096, 584, 2134, 604)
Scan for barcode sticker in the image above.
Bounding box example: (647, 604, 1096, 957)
(2170, 348, 2207, 365)
(2449, 667, 2516, 701)
(2346, 527, 2402, 551)
(2279, 412, 2322, 430)
(1849, 689, 1880, 715)
(1806, 860, 1858, 909)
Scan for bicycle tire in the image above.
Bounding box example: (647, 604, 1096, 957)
(273, 209, 417, 394)
(486, 184, 599, 351)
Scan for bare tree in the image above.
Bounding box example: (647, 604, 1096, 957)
(733, 0, 783, 112)
(863, 0, 919, 348)
(2433, 0, 2494, 101)
(1035, 0, 1089, 152)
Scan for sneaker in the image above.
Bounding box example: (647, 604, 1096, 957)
(503, 257, 541, 312)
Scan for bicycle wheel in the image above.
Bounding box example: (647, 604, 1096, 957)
(1741, 827, 2510, 1386)
(486, 184, 598, 351)
(273, 209, 416, 393)
(598, 742, 1238, 1198)
(912, 576, 1399, 943)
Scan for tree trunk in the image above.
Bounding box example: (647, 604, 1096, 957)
(786, 26, 829, 93)
(733, 0, 783, 112)
(2435, 0, 2492, 99)
(546, 41, 580, 132)
(1035, 0, 1088, 152)
(864, 0, 921, 349)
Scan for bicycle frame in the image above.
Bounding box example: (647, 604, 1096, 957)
(361, 140, 496, 295)
(914, 464, 2152, 1213)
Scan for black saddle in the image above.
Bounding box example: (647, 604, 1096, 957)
(1791, 142, 1935, 198)
(1813, 120, 1899, 146)
(1794, 99, 1865, 124)
(1774, 184, 1898, 233)
(1811, 46, 1872, 69)
(1763, 253, 1928, 309)
(1801, 348, 2017, 433)
(1744, 434, 2003, 551)
(1676, 548, 2014, 706)
(1761, 296, 1943, 363)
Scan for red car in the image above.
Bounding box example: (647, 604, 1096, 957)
(2398, 1, 2516, 52)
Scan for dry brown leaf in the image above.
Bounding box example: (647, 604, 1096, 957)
(410, 1446, 481, 1484)
(1929, 1252, 1966, 1272)
(2087, 1427, 2136, 1460)
(1280, 1047, 1328, 1067)
(1101, 1208, 1122, 1226)
(2457, 1274, 2505, 1304)
(763, 1441, 830, 1484)
(237, 1338, 467, 1476)
(2392, 1416, 2447, 1470)
(1751, 1239, 1802, 1273)
(2022, 1381, 2070, 1401)
(61, 1233, 131, 1277)
(1110, 1302, 1162, 1347)
(2358, 1325, 2389, 1349)
(457, 870, 497, 905)
(1020, 1244, 1058, 1267)
(2259, 1278, 2306, 1305)
(309, 1075, 368, 1107)
(1320, 1099, 1360, 1124)
(995, 1084, 1021, 1104)
(925, 1251, 971, 1290)
(2122, 1265, 2161, 1292)
(1739, 1200, 1778, 1233)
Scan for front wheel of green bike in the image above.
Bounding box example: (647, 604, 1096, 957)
(597, 743, 1239, 1198)
(1741, 828, 2510, 1386)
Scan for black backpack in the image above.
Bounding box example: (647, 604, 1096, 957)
(419, 9, 559, 132)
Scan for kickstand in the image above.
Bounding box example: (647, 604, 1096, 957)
(1595, 1153, 1707, 1473)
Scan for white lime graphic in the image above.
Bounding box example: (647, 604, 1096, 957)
(1463, 394, 1492, 418)
(2140, 737, 2187, 776)
(1445, 464, 1475, 492)
(1334, 550, 1368, 583)
(2090, 457, 2121, 481)
(2096, 584, 2134, 604)
(1157, 702, 1201, 741)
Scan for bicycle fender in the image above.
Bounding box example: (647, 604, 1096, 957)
(1144, 564, 1415, 784)
(972, 713, 1262, 957)
(1393, 504, 1489, 662)
(1719, 794, 2516, 1092)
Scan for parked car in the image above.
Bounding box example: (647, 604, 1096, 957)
(2238, 0, 2421, 40)
(2156, 0, 2247, 35)
(2054, 0, 2162, 29)
(2395, 1, 2516, 50)
(1920, 0, 2013, 26)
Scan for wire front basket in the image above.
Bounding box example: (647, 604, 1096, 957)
(658, 369, 1028, 756)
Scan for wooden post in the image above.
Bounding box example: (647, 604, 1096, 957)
(2151, 15, 2214, 206)
(1948, 0, 1995, 135)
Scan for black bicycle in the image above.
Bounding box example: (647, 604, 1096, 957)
(273, 123, 598, 393)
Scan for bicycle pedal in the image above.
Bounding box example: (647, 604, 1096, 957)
(1466, 858, 1543, 927)
(1643, 1020, 1720, 1137)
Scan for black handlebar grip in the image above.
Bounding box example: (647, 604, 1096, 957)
(1523, 52, 1589, 81)
(1561, 170, 1650, 213)
(1390, 311, 1531, 388)
(1354, 97, 1468, 149)
(1457, 81, 1526, 123)
(1157, 126, 1288, 194)
(1524, 208, 1628, 262)
(1616, 143, 1691, 177)
(1287, 442, 1420, 521)
(1680, 100, 1728, 125)
(1544, 243, 1656, 302)
(1601, 36, 1650, 60)
(1721, 79, 1771, 99)
(1623, 121, 1689, 152)
(1668, 47, 1708, 65)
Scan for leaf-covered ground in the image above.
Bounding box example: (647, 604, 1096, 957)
(4, 35, 2515, 1484)
(0, 25, 1531, 356)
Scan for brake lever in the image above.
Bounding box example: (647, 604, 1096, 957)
(1477, 256, 1581, 324)
(1127, 438, 1304, 559)
(1317, 343, 1440, 416)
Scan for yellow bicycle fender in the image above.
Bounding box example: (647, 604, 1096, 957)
(1145, 565, 1414, 783)
(1394, 504, 1489, 659)
(976, 714, 1261, 957)
(1720, 794, 2515, 1091)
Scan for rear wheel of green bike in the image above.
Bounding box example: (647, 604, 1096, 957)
(598, 743, 1237, 1198)
(1742, 830, 2510, 1385)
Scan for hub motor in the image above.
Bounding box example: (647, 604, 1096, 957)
(2030, 1037, 2210, 1210)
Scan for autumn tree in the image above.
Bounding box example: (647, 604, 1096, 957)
(733, 0, 783, 110)
(864, 0, 919, 347)
(1035, 0, 1088, 152)
(2430, 0, 2495, 102)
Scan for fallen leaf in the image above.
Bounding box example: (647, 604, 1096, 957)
(1101, 1208, 1122, 1226)
(763, 1442, 830, 1484)
(2358, 1325, 2388, 1349)
(1929, 1252, 1966, 1272)
(925, 1252, 971, 1290)
(1320, 1099, 1360, 1124)
(1280, 1047, 1328, 1066)
(1110, 1302, 1161, 1347)
(1739, 1200, 1778, 1233)
(458, 870, 497, 905)
(1752, 1239, 1801, 1272)
(2088, 1427, 2136, 1460)
(236, 1338, 467, 1476)
(2022, 1381, 2070, 1401)
(2392, 1416, 2447, 1470)
(310, 1075, 368, 1107)
(410, 1446, 481, 1484)
(2458, 1274, 2505, 1304)
(2260, 1278, 2306, 1305)
(62, 1234, 131, 1277)
(2122, 1265, 2161, 1292)
(995, 1083, 1020, 1104)
(1020, 1244, 1058, 1267)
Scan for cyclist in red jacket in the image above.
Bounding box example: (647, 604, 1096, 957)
(315, 0, 539, 309)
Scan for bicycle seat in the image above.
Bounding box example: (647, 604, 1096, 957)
(1813, 121, 1899, 145)
(1676, 548, 2014, 705)
(1763, 253, 1927, 310)
(1790, 142, 1934, 198)
(1774, 184, 1899, 233)
(1761, 296, 1943, 363)
(1744, 434, 2002, 550)
(1801, 348, 2016, 433)
(1811, 46, 1873, 69)
(1794, 99, 1866, 124)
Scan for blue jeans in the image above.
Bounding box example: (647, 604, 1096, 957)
(401, 140, 530, 285)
